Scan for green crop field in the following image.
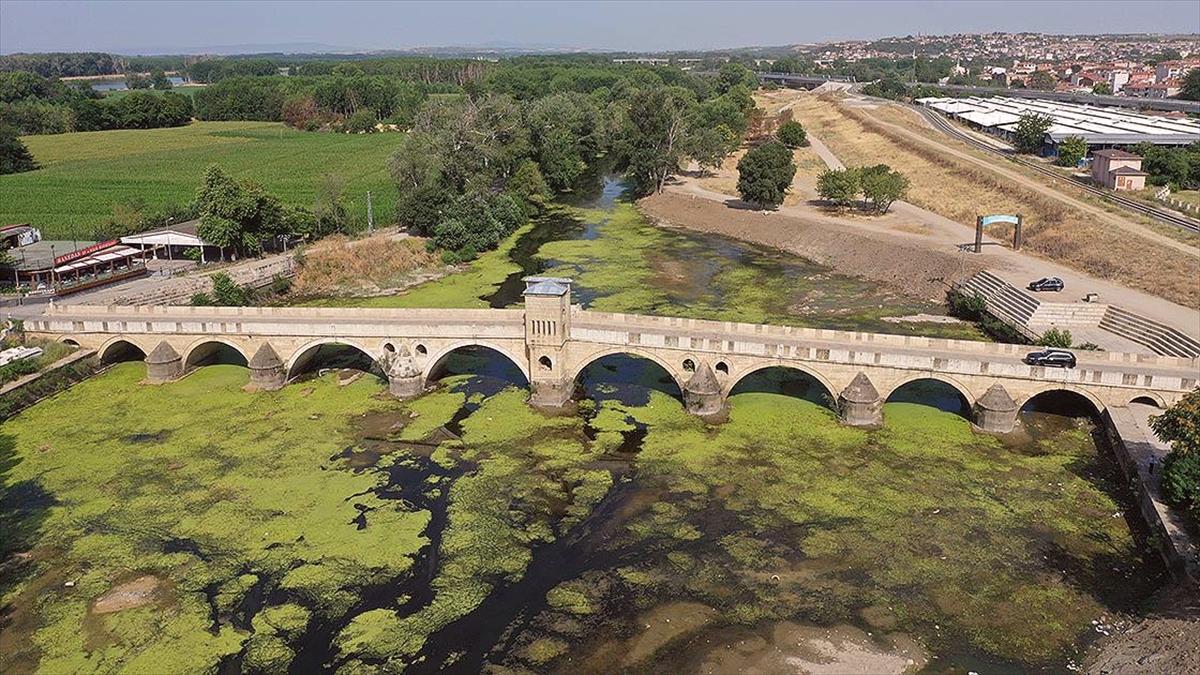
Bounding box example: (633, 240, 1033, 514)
(0, 121, 400, 238)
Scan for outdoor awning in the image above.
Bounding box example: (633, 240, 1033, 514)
(53, 244, 146, 274)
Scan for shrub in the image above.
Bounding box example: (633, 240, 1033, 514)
(1162, 450, 1200, 530)
(1036, 327, 1072, 348)
(776, 120, 808, 148)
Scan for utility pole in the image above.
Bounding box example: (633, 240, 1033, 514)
(367, 191, 374, 233)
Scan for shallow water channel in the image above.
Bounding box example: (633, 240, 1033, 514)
(0, 182, 1167, 674)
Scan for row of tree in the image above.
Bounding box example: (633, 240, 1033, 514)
(816, 165, 911, 213)
(0, 71, 192, 134)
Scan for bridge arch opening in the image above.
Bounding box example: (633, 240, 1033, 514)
(288, 342, 384, 382)
(99, 339, 145, 364)
(573, 352, 684, 407)
(1020, 389, 1104, 422)
(60, 338, 81, 348)
(1129, 395, 1163, 408)
(425, 344, 529, 393)
(184, 341, 249, 370)
(885, 378, 972, 418)
(726, 366, 836, 410)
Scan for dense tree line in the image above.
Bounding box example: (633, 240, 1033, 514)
(387, 66, 756, 258)
(1132, 141, 1200, 189)
(0, 72, 192, 134)
(193, 75, 436, 129)
(0, 52, 117, 78)
(188, 58, 279, 83)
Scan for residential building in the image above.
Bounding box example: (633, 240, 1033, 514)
(1090, 149, 1148, 191)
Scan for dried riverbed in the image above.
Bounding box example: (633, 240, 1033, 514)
(0, 183, 1167, 673)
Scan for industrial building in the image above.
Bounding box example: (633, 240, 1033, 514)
(917, 95, 1200, 153)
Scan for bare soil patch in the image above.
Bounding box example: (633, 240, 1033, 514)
(92, 575, 161, 614)
(639, 191, 988, 301)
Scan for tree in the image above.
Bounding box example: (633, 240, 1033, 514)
(195, 165, 290, 257)
(816, 168, 860, 207)
(125, 73, 151, 90)
(859, 164, 909, 213)
(1028, 71, 1057, 91)
(342, 108, 378, 133)
(537, 128, 585, 191)
(1055, 136, 1087, 168)
(508, 158, 551, 212)
(0, 124, 37, 174)
(617, 86, 694, 195)
(716, 63, 757, 94)
(735, 140, 795, 209)
(311, 174, 349, 238)
(1152, 388, 1200, 528)
(1152, 388, 1200, 458)
(151, 69, 172, 90)
(1180, 69, 1200, 101)
(776, 120, 807, 148)
(1091, 82, 1112, 95)
(686, 124, 737, 176)
(1013, 113, 1052, 154)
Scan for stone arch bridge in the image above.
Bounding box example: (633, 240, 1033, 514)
(25, 277, 1198, 434)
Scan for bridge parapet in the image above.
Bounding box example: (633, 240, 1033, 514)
(22, 299, 1198, 430)
(572, 309, 1200, 371)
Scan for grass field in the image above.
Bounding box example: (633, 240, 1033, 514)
(0, 121, 400, 238)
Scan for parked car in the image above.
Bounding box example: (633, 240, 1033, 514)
(1024, 348, 1076, 368)
(1028, 276, 1064, 292)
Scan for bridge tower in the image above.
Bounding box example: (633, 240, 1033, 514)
(523, 276, 574, 409)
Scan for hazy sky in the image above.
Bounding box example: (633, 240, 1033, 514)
(1, 0, 1198, 54)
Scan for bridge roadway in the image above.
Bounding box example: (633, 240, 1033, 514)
(23, 277, 1198, 434)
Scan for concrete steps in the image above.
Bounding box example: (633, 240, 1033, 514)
(959, 271, 1041, 337)
(1100, 306, 1200, 358)
(1029, 301, 1108, 328)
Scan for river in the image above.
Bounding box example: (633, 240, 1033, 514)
(0, 182, 1166, 674)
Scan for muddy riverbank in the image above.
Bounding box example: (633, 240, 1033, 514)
(639, 190, 987, 302)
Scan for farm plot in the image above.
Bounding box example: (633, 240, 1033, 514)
(0, 122, 399, 238)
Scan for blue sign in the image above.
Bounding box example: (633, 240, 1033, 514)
(981, 214, 1020, 226)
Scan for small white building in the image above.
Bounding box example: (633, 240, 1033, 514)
(120, 220, 220, 263)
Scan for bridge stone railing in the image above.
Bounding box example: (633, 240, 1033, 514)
(572, 309, 1200, 371)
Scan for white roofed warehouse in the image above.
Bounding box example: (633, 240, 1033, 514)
(917, 95, 1200, 157)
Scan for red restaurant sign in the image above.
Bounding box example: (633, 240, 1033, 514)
(54, 240, 118, 266)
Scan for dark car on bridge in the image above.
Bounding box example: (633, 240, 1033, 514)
(1024, 348, 1076, 368)
(1027, 276, 1065, 292)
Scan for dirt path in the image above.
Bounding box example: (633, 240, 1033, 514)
(854, 100, 1198, 258)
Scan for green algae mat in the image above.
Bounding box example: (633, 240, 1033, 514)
(0, 362, 1162, 673)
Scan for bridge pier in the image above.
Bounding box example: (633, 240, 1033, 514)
(973, 383, 1019, 434)
(145, 341, 182, 384)
(383, 346, 424, 399)
(683, 361, 726, 420)
(838, 372, 882, 427)
(247, 343, 286, 391)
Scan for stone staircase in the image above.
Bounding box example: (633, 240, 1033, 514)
(959, 271, 1200, 358)
(1100, 306, 1200, 358)
(958, 270, 1041, 339)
